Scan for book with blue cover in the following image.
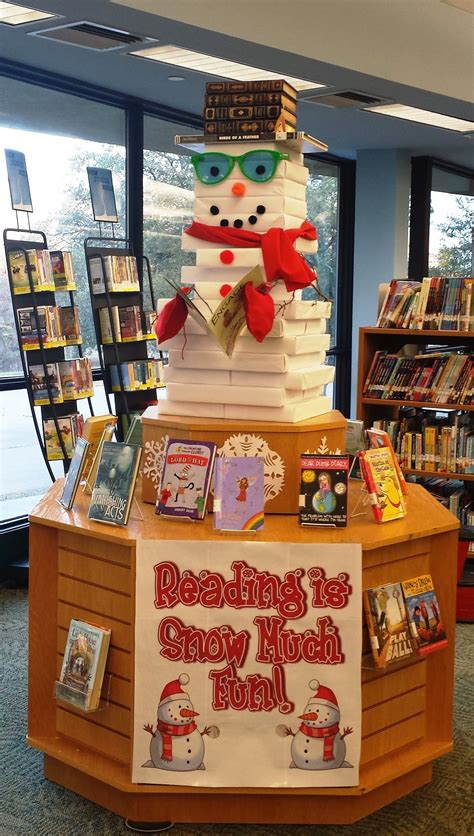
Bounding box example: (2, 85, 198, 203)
(213, 456, 265, 531)
(88, 441, 141, 526)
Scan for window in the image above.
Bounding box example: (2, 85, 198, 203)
(0, 76, 126, 521)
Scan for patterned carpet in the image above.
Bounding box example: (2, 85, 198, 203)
(0, 588, 472, 836)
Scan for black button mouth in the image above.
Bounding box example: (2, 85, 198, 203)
(220, 219, 229, 227)
(248, 215, 257, 225)
(234, 219, 243, 228)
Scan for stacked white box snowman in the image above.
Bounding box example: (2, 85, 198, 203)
(155, 85, 335, 424)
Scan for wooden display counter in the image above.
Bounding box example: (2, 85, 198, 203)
(28, 480, 459, 825)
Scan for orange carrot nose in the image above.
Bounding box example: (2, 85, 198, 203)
(180, 708, 199, 718)
(232, 182, 246, 197)
(299, 712, 318, 721)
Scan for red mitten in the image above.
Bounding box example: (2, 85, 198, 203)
(243, 283, 275, 342)
(154, 294, 188, 344)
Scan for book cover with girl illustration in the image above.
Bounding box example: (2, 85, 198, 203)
(213, 456, 264, 531)
(299, 455, 350, 527)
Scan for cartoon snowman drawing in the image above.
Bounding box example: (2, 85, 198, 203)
(143, 673, 220, 772)
(276, 679, 353, 770)
(154, 86, 335, 425)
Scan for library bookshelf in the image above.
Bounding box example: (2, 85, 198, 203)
(357, 327, 474, 479)
(27, 478, 459, 825)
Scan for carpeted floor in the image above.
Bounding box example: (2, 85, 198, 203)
(0, 588, 472, 836)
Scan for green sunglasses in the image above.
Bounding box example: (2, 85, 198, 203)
(191, 149, 290, 185)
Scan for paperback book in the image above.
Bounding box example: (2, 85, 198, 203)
(29, 363, 62, 405)
(43, 413, 83, 461)
(9, 248, 54, 294)
(363, 582, 415, 669)
(366, 427, 408, 494)
(213, 456, 265, 531)
(81, 414, 117, 482)
(59, 437, 90, 510)
(401, 574, 448, 655)
(88, 442, 142, 526)
(50, 250, 76, 291)
(359, 447, 406, 523)
(156, 438, 217, 520)
(298, 454, 350, 527)
(56, 618, 111, 711)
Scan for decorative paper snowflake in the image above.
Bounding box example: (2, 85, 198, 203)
(217, 433, 285, 501)
(143, 435, 169, 488)
(304, 435, 342, 456)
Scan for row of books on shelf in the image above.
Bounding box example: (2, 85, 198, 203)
(377, 277, 474, 331)
(9, 248, 76, 294)
(17, 305, 82, 348)
(99, 305, 155, 344)
(30, 358, 93, 405)
(43, 411, 84, 460)
(407, 474, 473, 526)
(109, 360, 164, 392)
(89, 254, 140, 294)
(363, 348, 473, 404)
(364, 575, 447, 669)
(371, 412, 474, 474)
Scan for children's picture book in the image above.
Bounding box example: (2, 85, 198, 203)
(359, 447, 407, 523)
(401, 574, 448, 655)
(56, 618, 111, 711)
(156, 438, 216, 520)
(298, 454, 350, 527)
(59, 437, 90, 510)
(366, 426, 408, 495)
(88, 442, 142, 526)
(213, 456, 265, 531)
(363, 582, 415, 669)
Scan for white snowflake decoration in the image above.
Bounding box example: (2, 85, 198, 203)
(217, 433, 285, 502)
(304, 435, 342, 456)
(143, 435, 169, 488)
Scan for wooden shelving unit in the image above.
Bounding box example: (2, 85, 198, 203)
(357, 326, 474, 477)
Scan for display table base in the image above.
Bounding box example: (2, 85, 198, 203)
(141, 406, 347, 513)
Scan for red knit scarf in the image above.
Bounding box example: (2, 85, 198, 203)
(299, 721, 339, 761)
(157, 719, 197, 761)
(184, 219, 317, 292)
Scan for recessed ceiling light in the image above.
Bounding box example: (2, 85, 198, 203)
(168, 75, 185, 82)
(364, 103, 474, 133)
(129, 44, 325, 92)
(0, 1, 55, 25)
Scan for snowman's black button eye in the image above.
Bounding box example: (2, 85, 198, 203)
(248, 215, 257, 225)
(256, 165, 265, 175)
(220, 219, 229, 227)
(210, 205, 219, 215)
(256, 205, 266, 214)
(178, 704, 181, 708)
(210, 166, 220, 177)
(234, 219, 243, 228)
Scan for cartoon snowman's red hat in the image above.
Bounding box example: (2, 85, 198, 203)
(159, 673, 190, 707)
(308, 679, 339, 711)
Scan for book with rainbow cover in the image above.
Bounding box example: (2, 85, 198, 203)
(213, 456, 265, 531)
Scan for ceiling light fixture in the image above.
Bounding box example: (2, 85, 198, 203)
(364, 102, 474, 133)
(129, 44, 325, 92)
(0, 1, 55, 25)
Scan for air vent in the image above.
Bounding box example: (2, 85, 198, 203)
(30, 21, 152, 51)
(303, 90, 392, 109)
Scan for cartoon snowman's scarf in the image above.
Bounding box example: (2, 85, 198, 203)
(157, 719, 197, 761)
(184, 220, 317, 292)
(298, 721, 340, 761)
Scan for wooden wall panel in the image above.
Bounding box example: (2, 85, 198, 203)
(58, 530, 131, 566)
(58, 549, 131, 595)
(360, 714, 425, 766)
(57, 602, 132, 652)
(57, 575, 132, 622)
(362, 661, 426, 709)
(362, 688, 425, 737)
(56, 708, 130, 764)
